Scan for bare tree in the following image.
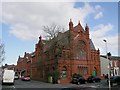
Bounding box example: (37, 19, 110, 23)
(43, 23, 65, 40)
(0, 41, 5, 65)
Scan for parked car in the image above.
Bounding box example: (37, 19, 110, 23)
(77, 77, 86, 84)
(87, 76, 101, 83)
(21, 76, 30, 81)
(107, 76, 120, 86)
(71, 74, 86, 84)
(14, 75, 19, 80)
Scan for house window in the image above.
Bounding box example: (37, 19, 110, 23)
(110, 61, 113, 67)
(27, 60, 31, 63)
(114, 61, 117, 67)
(78, 66, 88, 75)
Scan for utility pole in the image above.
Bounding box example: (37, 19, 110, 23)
(103, 40, 111, 90)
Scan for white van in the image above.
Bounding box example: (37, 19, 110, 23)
(2, 70, 15, 85)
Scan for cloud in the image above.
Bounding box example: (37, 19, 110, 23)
(90, 23, 113, 38)
(90, 24, 118, 56)
(95, 5, 102, 10)
(94, 12, 103, 19)
(9, 24, 43, 41)
(94, 5, 103, 19)
(2, 2, 101, 41)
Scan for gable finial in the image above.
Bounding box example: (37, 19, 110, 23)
(70, 18, 72, 22)
(69, 18, 73, 30)
(78, 20, 80, 25)
(85, 23, 89, 31)
(39, 35, 42, 41)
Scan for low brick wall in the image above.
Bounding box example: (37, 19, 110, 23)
(59, 78, 71, 84)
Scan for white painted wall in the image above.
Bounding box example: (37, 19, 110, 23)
(100, 57, 109, 76)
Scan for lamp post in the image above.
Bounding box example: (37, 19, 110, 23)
(103, 40, 111, 90)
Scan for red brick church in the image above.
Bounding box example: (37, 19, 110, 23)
(16, 19, 101, 83)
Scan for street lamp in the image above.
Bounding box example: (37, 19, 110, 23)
(103, 39, 111, 90)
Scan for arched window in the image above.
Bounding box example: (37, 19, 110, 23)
(74, 40, 86, 60)
(60, 66, 67, 79)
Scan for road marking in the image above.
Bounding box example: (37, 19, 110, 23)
(12, 86, 17, 90)
(13, 86, 15, 88)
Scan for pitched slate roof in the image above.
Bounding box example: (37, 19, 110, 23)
(43, 31, 96, 52)
(43, 30, 70, 51)
(90, 39, 96, 50)
(100, 55, 120, 60)
(109, 56, 120, 60)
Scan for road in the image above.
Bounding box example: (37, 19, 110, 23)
(1, 79, 120, 90)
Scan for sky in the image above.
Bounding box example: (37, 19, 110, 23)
(0, 0, 119, 65)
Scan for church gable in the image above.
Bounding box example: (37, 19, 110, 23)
(73, 21, 85, 33)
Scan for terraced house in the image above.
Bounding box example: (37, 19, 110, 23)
(16, 52, 33, 77)
(16, 20, 101, 83)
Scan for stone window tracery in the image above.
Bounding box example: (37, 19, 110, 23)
(74, 40, 86, 60)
